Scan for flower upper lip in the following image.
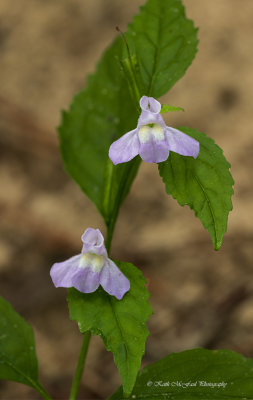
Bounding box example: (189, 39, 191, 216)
(140, 96, 161, 114)
(81, 228, 107, 256)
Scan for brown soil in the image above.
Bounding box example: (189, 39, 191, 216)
(0, 0, 253, 399)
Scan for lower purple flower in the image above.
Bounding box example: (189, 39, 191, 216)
(50, 228, 130, 300)
(109, 96, 199, 164)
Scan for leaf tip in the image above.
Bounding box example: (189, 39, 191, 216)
(214, 240, 222, 251)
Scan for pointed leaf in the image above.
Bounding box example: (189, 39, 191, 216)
(110, 349, 253, 399)
(59, 42, 140, 226)
(67, 261, 152, 396)
(159, 127, 234, 249)
(0, 297, 50, 398)
(59, 0, 198, 228)
(127, 0, 198, 97)
(161, 104, 184, 113)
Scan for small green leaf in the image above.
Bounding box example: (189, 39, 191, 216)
(67, 261, 152, 396)
(110, 349, 253, 400)
(161, 104, 184, 113)
(59, 0, 198, 230)
(0, 297, 50, 399)
(159, 127, 234, 249)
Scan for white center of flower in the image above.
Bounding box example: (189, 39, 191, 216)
(138, 124, 164, 144)
(79, 253, 104, 272)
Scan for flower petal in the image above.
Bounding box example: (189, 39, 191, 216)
(81, 228, 107, 256)
(138, 97, 165, 127)
(140, 96, 161, 114)
(138, 131, 170, 163)
(165, 127, 199, 158)
(72, 267, 100, 294)
(100, 259, 130, 300)
(50, 254, 81, 288)
(109, 129, 140, 165)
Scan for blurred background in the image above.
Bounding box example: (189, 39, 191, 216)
(0, 0, 253, 398)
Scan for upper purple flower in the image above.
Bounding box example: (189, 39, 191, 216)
(50, 228, 130, 300)
(109, 96, 199, 164)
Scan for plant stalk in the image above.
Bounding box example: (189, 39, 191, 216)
(69, 331, 91, 400)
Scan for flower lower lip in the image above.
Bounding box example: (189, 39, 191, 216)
(79, 253, 104, 272)
(138, 124, 165, 144)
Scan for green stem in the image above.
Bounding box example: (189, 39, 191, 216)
(116, 27, 139, 92)
(69, 331, 91, 400)
(105, 219, 117, 254)
(128, 61, 141, 104)
(104, 158, 141, 255)
(120, 59, 140, 108)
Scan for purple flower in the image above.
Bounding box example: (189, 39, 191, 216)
(109, 96, 199, 164)
(50, 228, 130, 300)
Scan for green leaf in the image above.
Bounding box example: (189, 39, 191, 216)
(59, 0, 198, 230)
(67, 261, 152, 396)
(127, 0, 198, 97)
(110, 349, 253, 400)
(0, 297, 50, 399)
(159, 127, 234, 249)
(59, 42, 140, 227)
(161, 104, 184, 113)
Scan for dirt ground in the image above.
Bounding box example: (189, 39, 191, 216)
(0, 0, 253, 399)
